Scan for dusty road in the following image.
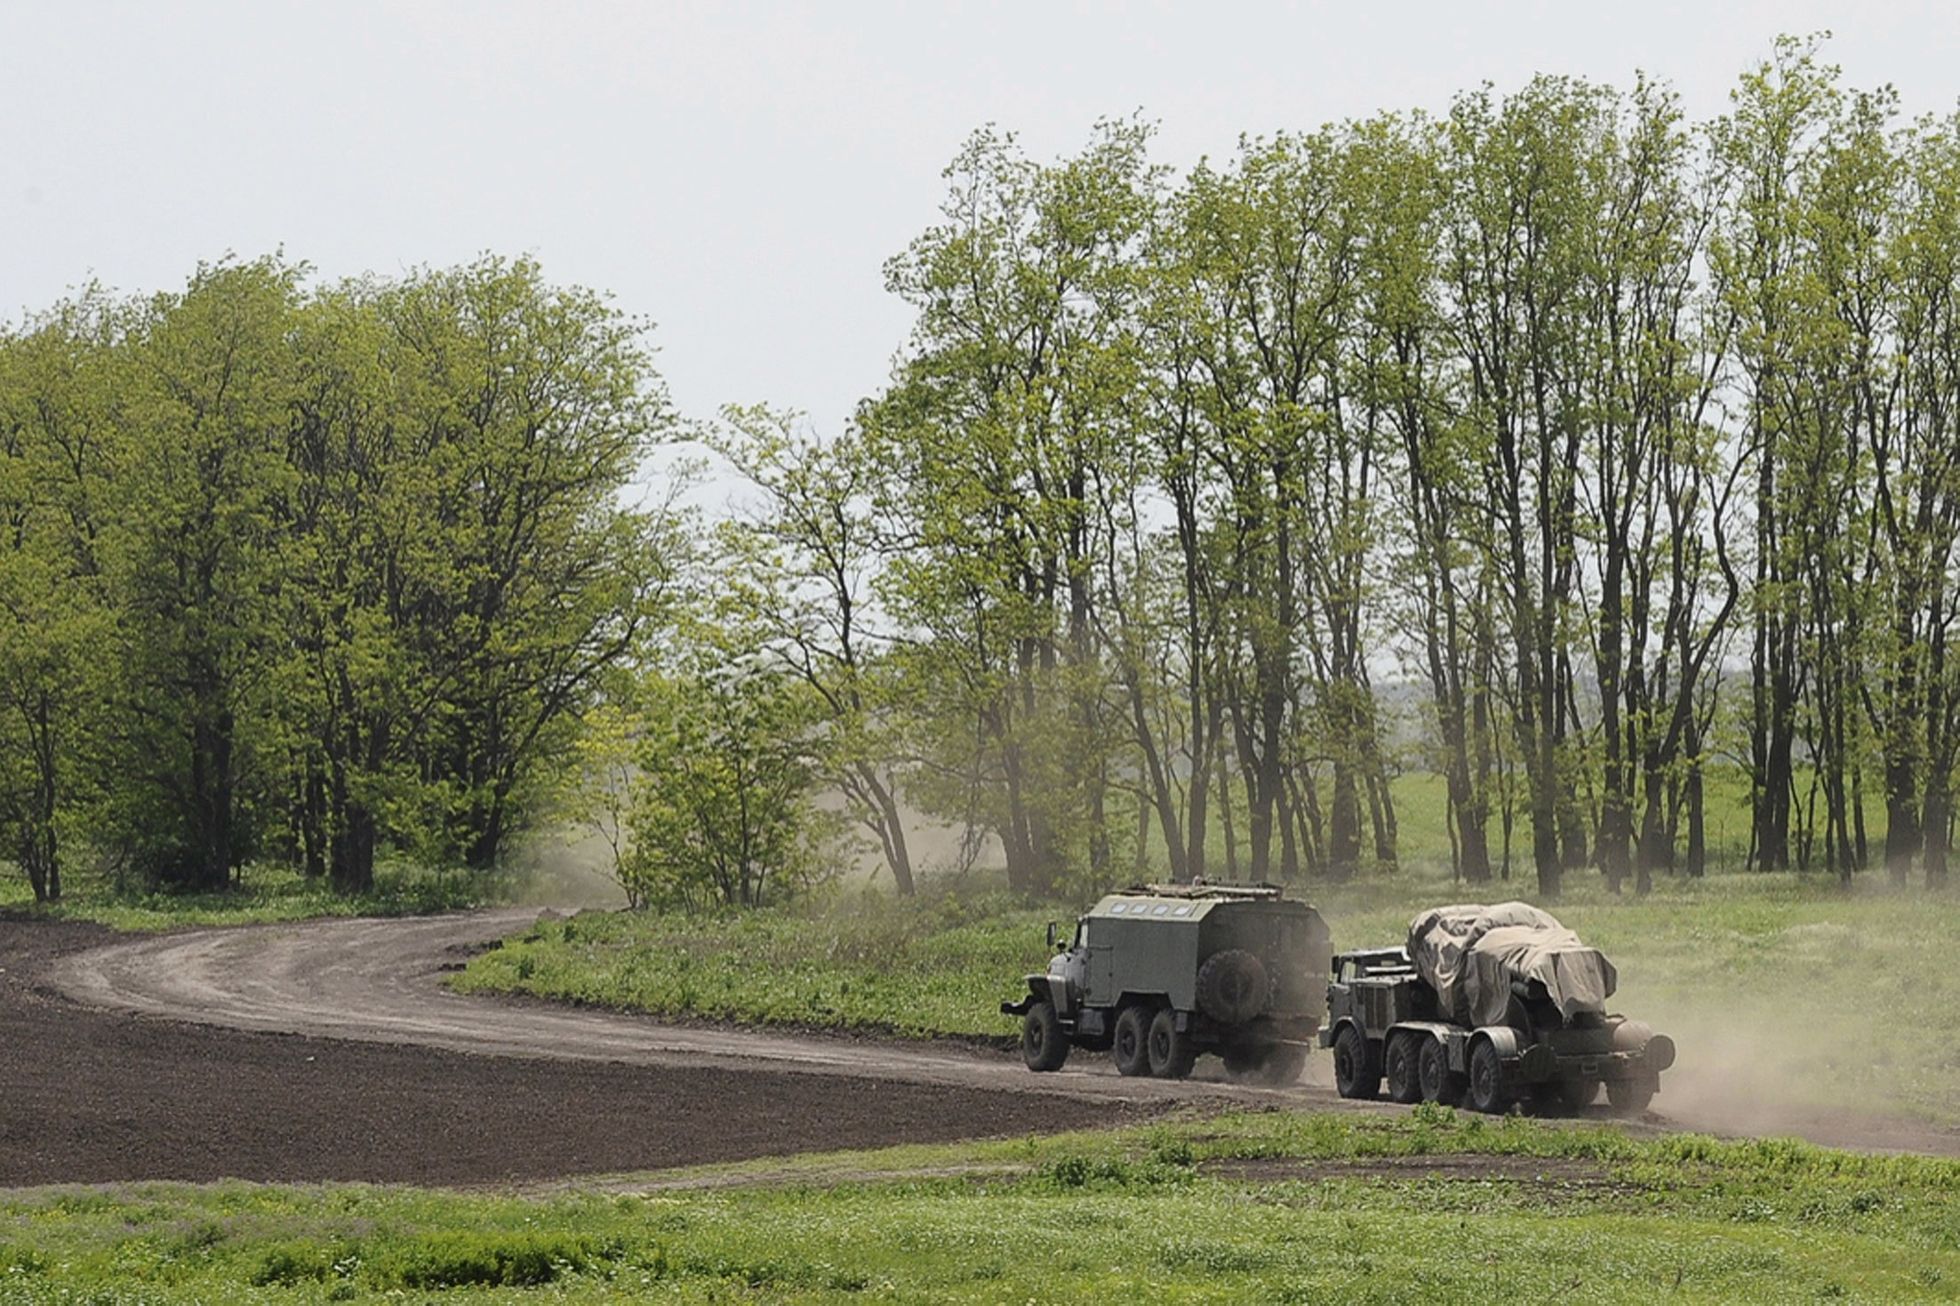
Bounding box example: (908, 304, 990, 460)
(11, 908, 1958, 1188)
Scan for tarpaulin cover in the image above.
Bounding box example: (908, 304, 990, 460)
(1406, 902, 1617, 1027)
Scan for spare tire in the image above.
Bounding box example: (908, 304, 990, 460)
(1196, 949, 1270, 1025)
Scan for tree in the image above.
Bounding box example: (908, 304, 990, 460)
(622, 632, 836, 911)
(100, 257, 304, 890)
(713, 406, 918, 894)
(867, 122, 1156, 897)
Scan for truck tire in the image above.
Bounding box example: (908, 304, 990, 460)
(1146, 1008, 1198, 1080)
(1196, 950, 1270, 1025)
(1256, 1043, 1309, 1087)
(1112, 1004, 1153, 1077)
(1606, 1078, 1656, 1115)
(1466, 1038, 1510, 1114)
(1332, 1024, 1381, 1099)
(1418, 1036, 1464, 1106)
(1384, 1031, 1424, 1104)
(1021, 1000, 1069, 1072)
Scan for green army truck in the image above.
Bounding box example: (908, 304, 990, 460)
(1001, 884, 1331, 1084)
(1321, 903, 1676, 1114)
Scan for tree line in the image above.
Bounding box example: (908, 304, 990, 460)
(666, 38, 1960, 906)
(10, 39, 1955, 910)
(0, 255, 671, 901)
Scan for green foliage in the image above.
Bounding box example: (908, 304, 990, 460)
(0, 858, 511, 930)
(0, 254, 674, 903)
(618, 633, 840, 911)
(2, 1112, 1956, 1301)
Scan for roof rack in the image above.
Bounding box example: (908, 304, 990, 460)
(1119, 882, 1286, 900)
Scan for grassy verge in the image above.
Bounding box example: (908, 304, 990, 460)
(2, 1111, 1955, 1302)
(452, 888, 1049, 1041)
(0, 860, 513, 932)
(457, 871, 1960, 1123)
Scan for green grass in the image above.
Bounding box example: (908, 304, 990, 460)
(453, 887, 1052, 1041)
(2, 1111, 1955, 1302)
(0, 859, 513, 932)
(459, 869, 1960, 1125)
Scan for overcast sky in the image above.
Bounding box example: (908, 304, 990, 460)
(5, 2, 1959, 451)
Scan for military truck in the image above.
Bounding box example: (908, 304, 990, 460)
(1321, 903, 1676, 1115)
(1001, 884, 1331, 1083)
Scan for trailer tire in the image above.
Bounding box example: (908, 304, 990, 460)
(1332, 1024, 1381, 1100)
(1607, 1078, 1656, 1115)
(1196, 950, 1270, 1025)
(1384, 1031, 1424, 1104)
(1112, 1004, 1153, 1077)
(1021, 1000, 1069, 1072)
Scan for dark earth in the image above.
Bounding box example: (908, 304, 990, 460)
(0, 919, 1136, 1187)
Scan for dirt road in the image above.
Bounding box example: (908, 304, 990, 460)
(42, 910, 1278, 1105)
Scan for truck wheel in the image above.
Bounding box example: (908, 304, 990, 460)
(1418, 1036, 1464, 1106)
(1256, 1043, 1309, 1087)
(1332, 1025, 1381, 1099)
(1021, 1001, 1069, 1072)
(1221, 1046, 1262, 1081)
(1606, 1078, 1656, 1115)
(1146, 1008, 1198, 1080)
(1196, 950, 1271, 1025)
(1384, 1031, 1424, 1104)
(1466, 1039, 1510, 1114)
(1112, 1004, 1153, 1077)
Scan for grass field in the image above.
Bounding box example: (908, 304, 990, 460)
(2, 1111, 1954, 1302)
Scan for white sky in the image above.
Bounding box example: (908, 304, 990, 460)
(5, 2, 1958, 456)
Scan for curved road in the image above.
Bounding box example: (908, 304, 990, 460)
(40, 909, 1960, 1157)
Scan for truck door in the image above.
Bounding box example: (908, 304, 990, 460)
(1084, 920, 1116, 1006)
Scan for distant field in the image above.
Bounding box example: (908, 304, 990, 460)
(461, 870, 1960, 1126)
(0, 861, 509, 931)
(2, 1111, 1954, 1302)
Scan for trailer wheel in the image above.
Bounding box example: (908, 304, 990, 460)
(1112, 1004, 1153, 1077)
(1020, 1000, 1069, 1072)
(1146, 1008, 1198, 1080)
(1551, 1079, 1597, 1112)
(1418, 1036, 1464, 1106)
(1332, 1024, 1381, 1099)
(1384, 1031, 1424, 1104)
(1606, 1078, 1656, 1115)
(1196, 950, 1271, 1025)
(1466, 1038, 1510, 1114)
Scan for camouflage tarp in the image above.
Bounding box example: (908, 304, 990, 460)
(1406, 902, 1617, 1027)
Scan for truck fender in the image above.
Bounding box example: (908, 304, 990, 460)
(1474, 1026, 1555, 1081)
(999, 975, 1054, 1018)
